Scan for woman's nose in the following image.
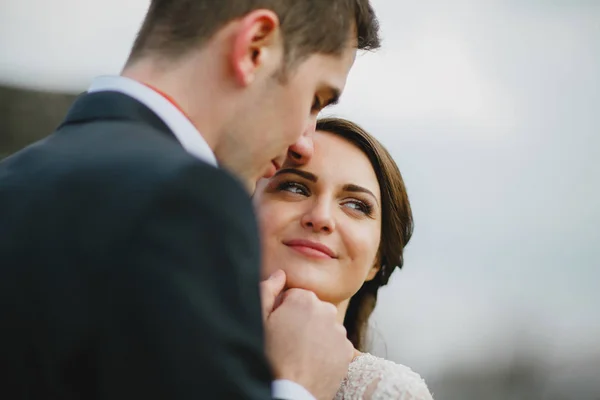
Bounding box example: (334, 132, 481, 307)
(300, 201, 336, 233)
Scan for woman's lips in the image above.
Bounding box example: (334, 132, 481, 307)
(284, 239, 337, 259)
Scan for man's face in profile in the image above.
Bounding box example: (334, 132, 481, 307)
(224, 36, 358, 191)
(264, 44, 358, 175)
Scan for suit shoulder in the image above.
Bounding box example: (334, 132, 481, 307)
(54, 119, 240, 193)
(150, 159, 254, 223)
(0, 120, 250, 222)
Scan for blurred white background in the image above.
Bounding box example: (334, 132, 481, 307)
(1, 0, 599, 397)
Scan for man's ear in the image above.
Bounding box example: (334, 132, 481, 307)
(229, 10, 281, 87)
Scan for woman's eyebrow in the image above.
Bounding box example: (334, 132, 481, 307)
(274, 168, 318, 182)
(343, 184, 379, 205)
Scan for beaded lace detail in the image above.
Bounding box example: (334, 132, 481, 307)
(335, 353, 434, 400)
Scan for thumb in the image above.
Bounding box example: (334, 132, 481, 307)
(260, 269, 286, 319)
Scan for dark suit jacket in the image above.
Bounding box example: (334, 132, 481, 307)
(0, 92, 273, 399)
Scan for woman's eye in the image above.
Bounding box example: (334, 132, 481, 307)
(277, 181, 309, 196)
(343, 200, 373, 216)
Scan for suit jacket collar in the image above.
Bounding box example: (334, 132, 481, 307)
(61, 91, 174, 139)
(80, 75, 218, 166)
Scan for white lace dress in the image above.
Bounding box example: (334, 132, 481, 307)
(335, 353, 434, 400)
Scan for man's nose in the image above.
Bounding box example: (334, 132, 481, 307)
(287, 121, 316, 166)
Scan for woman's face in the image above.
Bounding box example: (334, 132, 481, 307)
(254, 130, 382, 306)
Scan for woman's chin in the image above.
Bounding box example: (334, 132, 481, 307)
(263, 261, 345, 304)
(284, 273, 322, 293)
(284, 276, 342, 304)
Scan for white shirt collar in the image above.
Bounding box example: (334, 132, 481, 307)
(88, 75, 217, 166)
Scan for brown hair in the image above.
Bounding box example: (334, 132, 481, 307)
(128, 0, 380, 66)
(316, 117, 414, 351)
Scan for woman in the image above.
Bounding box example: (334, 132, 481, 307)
(254, 118, 433, 399)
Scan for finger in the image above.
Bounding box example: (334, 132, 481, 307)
(282, 287, 316, 303)
(272, 290, 286, 311)
(260, 269, 286, 318)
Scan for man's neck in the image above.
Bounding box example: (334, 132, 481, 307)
(121, 56, 228, 152)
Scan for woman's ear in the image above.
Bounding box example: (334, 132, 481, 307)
(364, 256, 382, 282)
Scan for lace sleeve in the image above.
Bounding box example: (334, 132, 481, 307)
(336, 354, 434, 400)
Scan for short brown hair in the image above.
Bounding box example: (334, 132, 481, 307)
(316, 117, 414, 351)
(128, 0, 380, 65)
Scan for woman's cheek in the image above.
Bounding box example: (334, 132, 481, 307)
(260, 207, 282, 236)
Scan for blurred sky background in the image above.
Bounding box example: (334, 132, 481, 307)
(1, 0, 599, 386)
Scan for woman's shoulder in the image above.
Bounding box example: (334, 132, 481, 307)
(336, 353, 434, 400)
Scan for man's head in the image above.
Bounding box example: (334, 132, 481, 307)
(124, 0, 380, 190)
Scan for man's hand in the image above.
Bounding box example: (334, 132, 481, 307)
(260, 269, 287, 322)
(262, 276, 354, 400)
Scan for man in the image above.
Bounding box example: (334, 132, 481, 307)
(0, 1, 380, 399)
